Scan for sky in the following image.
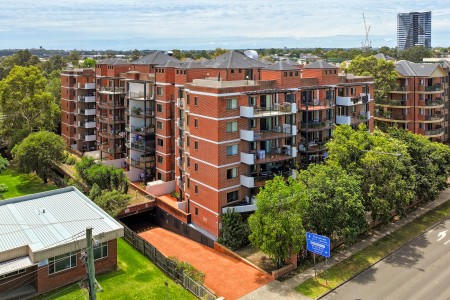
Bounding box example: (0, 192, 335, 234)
(0, 0, 449, 50)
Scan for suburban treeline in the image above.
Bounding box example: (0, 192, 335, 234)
(221, 125, 450, 268)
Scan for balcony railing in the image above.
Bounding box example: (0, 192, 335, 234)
(299, 141, 329, 153)
(299, 120, 333, 130)
(98, 115, 126, 124)
(425, 114, 444, 121)
(425, 99, 444, 106)
(425, 84, 442, 92)
(100, 144, 125, 154)
(98, 101, 126, 109)
(375, 112, 408, 120)
(176, 98, 185, 109)
(126, 125, 155, 135)
(177, 118, 185, 130)
(77, 95, 96, 103)
(128, 141, 153, 153)
(424, 128, 444, 136)
(376, 99, 407, 106)
(128, 157, 154, 169)
(128, 92, 153, 100)
(129, 109, 155, 118)
(240, 103, 297, 118)
(97, 86, 125, 94)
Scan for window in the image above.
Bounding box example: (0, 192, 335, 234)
(194, 119, 198, 128)
(226, 121, 238, 133)
(0, 269, 25, 280)
(226, 144, 238, 156)
(226, 98, 238, 110)
(93, 242, 108, 260)
(186, 115, 190, 125)
(157, 104, 163, 112)
(157, 138, 164, 146)
(194, 141, 198, 150)
(194, 97, 198, 106)
(227, 167, 238, 179)
(194, 163, 198, 171)
(157, 156, 163, 164)
(284, 72, 287, 77)
(295, 71, 299, 76)
(187, 157, 190, 166)
(156, 87, 163, 95)
(227, 191, 239, 203)
(195, 207, 198, 215)
(251, 119, 257, 128)
(186, 136, 190, 147)
(187, 178, 190, 188)
(49, 252, 77, 274)
(157, 121, 163, 129)
(230, 69, 235, 74)
(195, 185, 198, 193)
(157, 172, 162, 180)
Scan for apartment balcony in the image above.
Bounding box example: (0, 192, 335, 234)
(79, 83, 95, 89)
(240, 103, 297, 118)
(77, 121, 96, 128)
(336, 93, 370, 106)
(78, 108, 96, 116)
(127, 108, 155, 118)
(177, 118, 185, 130)
(376, 99, 409, 107)
(423, 99, 444, 108)
(222, 201, 257, 214)
(424, 114, 444, 123)
(240, 147, 297, 165)
(98, 115, 126, 124)
(298, 99, 334, 111)
(177, 158, 185, 171)
(97, 86, 125, 94)
(176, 98, 185, 109)
(127, 141, 154, 153)
(299, 141, 329, 153)
(128, 92, 153, 101)
(177, 138, 184, 149)
(299, 120, 333, 132)
(78, 133, 96, 142)
(240, 125, 297, 142)
(424, 84, 444, 93)
(336, 112, 370, 125)
(99, 144, 125, 154)
(240, 169, 293, 188)
(391, 86, 409, 93)
(126, 125, 155, 135)
(374, 112, 410, 123)
(128, 156, 154, 170)
(77, 95, 96, 103)
(98, 129, 126, 139)
(98, 101, 126, 109)
(424, 128, 444, 138)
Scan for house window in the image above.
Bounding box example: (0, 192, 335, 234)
(284, 72, 287, 77)
(157, 138, 164, 146)
(194, 141, 198, 150)
(227, 167, 238, 179)
(187, 178, 190, 187)
(157, 156, 163, 164)
(194, 119, 198, 128)
(230, 69, 235, 74)
(226, 98, 238, 110)
(186, 136, 190, 146)
(226, 144, 238, 156)
(227, 191, 239, 203)
(194, 97, 198, 106)
(195, 207, 198, 215)
(93, 242, 108, 260)
(157, 104, 163, 112)
(157, 121, 163, 129)
(195, 185, 198, 193)
(48, 252, 77, 274)
(156, 87, 163, 95)
(226, 121, 238, 133)
(157, 172, 162, 180)
(0, 269, 25, 280)
(295, 71, 299, 76)
(194, 163, 198, 171)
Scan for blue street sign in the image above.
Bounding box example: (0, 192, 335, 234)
(306, 232, 331, 258)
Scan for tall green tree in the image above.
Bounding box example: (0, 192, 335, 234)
(399, 46, 433, 62)
(93, 189, 131, 217)
(298, 164, 367, 243)
(129, 49, 141, 62)
(347, 55, 398, 102)
(12, 131, 65, 183)
(327, 125, 415, 223)
(81, 57, 96, 68)
(0, 155, 8, 199)
(248, 176, 307, 268)
(0, 50, 40, 79)
(0, 66, 60, 148)
(67, 50, 81, 67)
(218, 209, 250, 250)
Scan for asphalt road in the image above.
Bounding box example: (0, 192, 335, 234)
(322, 217, 450, 300)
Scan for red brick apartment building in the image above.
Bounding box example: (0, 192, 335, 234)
(61, 50, 374, 241)
(0, 187, 123, 298)
(374, 60, 449, 141)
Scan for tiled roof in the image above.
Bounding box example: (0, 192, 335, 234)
(264, 60, 298, 71)
(303, 60, 338, 69)
(203, 50, 268, 69)
(396, 60, 442, 77)
(133, 51, 180, 65)
(97, 58, 129, 65)
(177, 60, 206, 69)
(155, 61, 182, 68)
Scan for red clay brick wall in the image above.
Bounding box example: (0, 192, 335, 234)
(37, 239, 117, 295)
(0, 266, 38, 294)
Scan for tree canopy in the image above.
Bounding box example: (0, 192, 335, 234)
(12, 131, 65, 183)
(0, 66, 60, 148)
(347, 55, 398, 102)
(248, 176, 307, 268)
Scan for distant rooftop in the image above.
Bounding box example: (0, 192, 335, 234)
(264, 60, 299, 71)
(203, 50, 268, 69)
(132, 51, 180, 65)
(396, 60, 444, 77)
(97, 58, 129, 65)
(303, 60, 338, 69)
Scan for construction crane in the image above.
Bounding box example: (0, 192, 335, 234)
(361, 13, 372, 52)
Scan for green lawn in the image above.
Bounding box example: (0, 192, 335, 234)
(38, 238, 196, 300)
(296, 198, 450, 298)
(0, 169, 58, 199)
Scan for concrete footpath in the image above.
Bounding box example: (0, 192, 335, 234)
(240, 188, 450, 300)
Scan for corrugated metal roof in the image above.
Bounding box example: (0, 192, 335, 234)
(0, 256, 33, 275)
(0, 187, 123, 263)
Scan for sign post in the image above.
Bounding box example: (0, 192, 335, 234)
(306, 232, 331, 284)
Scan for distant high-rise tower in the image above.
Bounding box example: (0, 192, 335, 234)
(397, 11, 431, 50)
